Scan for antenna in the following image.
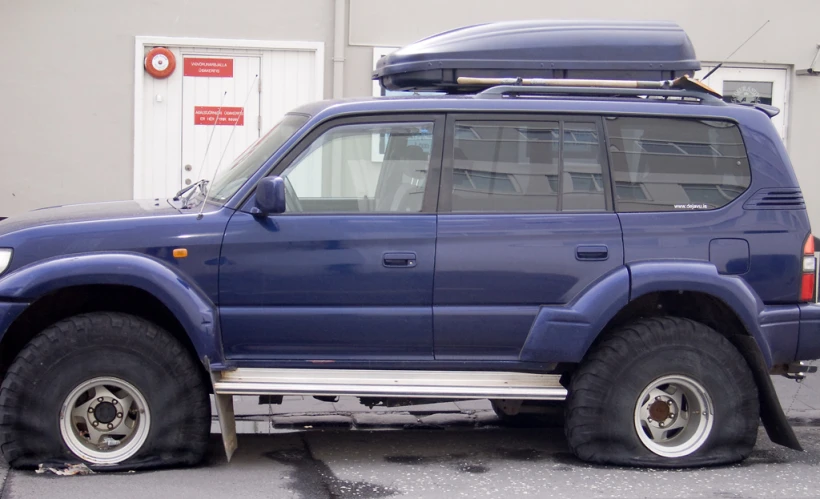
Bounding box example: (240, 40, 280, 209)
(702, 20, 770, 80)
(197, 74, 259, 220)
(191, 90, 228, 185)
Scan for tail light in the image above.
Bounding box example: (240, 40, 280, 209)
(800, 234, 817, 302)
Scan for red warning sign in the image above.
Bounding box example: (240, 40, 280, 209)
(184, 58, 233, 77)
(194, 106, 244, 126)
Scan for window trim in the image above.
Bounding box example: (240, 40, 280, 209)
(438, 113, 613, 214)
(238, 113, 446, 215)
(602, 115, 752, 214)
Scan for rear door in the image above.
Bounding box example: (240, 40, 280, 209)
(433, 114, 624, 360)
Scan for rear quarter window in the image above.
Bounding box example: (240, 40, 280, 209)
(604, 116, 751, 212)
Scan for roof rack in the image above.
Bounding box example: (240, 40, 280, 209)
(463, 76, 724, 103)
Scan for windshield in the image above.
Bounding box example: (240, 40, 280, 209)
(205, 114, 309, 203)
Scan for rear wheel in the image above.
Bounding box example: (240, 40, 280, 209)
(565, 317, 759, 467)
(0, 312, 210, 470)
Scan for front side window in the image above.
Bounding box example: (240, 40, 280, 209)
(450, 120, 606, 213)
(605, 116, 751, 212)
(280, 121, 433, 213)
(207, 114, 308, 203)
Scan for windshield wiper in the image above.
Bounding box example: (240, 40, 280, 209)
(173, 179, 209, 208)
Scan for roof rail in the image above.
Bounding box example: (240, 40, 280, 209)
(464, 76, 724, 103)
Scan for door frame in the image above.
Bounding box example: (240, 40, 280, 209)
(133, 36, 325, 199)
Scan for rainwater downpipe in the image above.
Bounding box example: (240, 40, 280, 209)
(332, 0, 346, 99)
(327, 0, 346, 197)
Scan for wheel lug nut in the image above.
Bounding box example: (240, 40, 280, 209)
(655, 396, 660, 401)
(647, 417, 653, 422)
(92, 421, 99, 427)
(88, 407, 94, 413)
(107, 423, 113, 429)
(112, 400, 118, 405)
(659, 422, 665, 427)
(667, 401, 672, 406)
(117, 412, 123, 418)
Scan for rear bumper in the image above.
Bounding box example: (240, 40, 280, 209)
(796, 302, 820, 361)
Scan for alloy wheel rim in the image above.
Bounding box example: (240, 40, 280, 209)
(59, 376, 151, 464)
(633, 374, 714, 458)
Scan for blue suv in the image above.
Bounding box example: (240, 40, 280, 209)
(0, 20, 818, 470)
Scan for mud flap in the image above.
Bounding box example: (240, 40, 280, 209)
(732, 335, 803, 451)
(207, 366, 238, 461)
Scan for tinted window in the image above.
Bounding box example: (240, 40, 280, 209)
(281, 122, 433, 213)
(604, 117, 751, 212)
(450, 121, 606, 213)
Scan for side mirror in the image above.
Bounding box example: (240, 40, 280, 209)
(252, 176, 286, 215)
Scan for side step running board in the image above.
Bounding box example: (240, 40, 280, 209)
(210, 368, 567, 462)
(213, 368, 568, 400)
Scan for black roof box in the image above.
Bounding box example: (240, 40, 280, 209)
(373, 20, 701, 93)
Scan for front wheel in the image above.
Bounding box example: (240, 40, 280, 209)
(565, 317, 759, 467)
(0, 312, 211, 470)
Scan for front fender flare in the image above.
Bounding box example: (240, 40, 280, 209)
(0, 252, 222, 365)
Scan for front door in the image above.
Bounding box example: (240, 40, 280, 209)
(181, 54, 262, 188)
(219, 114, 444, 361)
(433, 114, 625, 360)
(696, 66, 788, 144)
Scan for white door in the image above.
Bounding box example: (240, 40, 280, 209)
(181, 55, 262, 188)
(695, 66, 788, 145)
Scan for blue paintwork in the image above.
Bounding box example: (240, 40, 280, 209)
(0, 252, 223, 363)
(218, 212, 436, 359)
(0, 201, 231, 363)
(759, 305, 800, 364)
(433, 213, 624, 360)
(519, 266, 630, 363)
(0, 91, 814, 372)
(709, 239, 750, 275)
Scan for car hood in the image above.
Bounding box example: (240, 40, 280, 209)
(0, 199, 181, 235)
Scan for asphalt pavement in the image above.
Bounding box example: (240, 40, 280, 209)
(1, 375, 820, 499)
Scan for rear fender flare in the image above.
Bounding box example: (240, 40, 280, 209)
(629, 260, 771, 367)
(0, 252, 221, 364)
(520, 261, 772, 367)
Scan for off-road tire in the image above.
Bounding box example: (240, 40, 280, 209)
(565, 317, 759, 467)
(0, 312, 211, 470)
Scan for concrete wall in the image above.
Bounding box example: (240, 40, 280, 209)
(0, 0, 334, 216)
(346, 0, 820, 225)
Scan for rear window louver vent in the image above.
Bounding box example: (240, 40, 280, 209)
(743, 188, 805, 210)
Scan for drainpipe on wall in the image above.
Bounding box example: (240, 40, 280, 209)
(327, 0, 347, 197)
(332, 0, 346, 99)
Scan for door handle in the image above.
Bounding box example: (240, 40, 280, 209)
(576, 245, 609, 261)
(383, 252, 417, 268)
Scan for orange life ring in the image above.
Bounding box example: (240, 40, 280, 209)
(144, 47, 176, 79)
